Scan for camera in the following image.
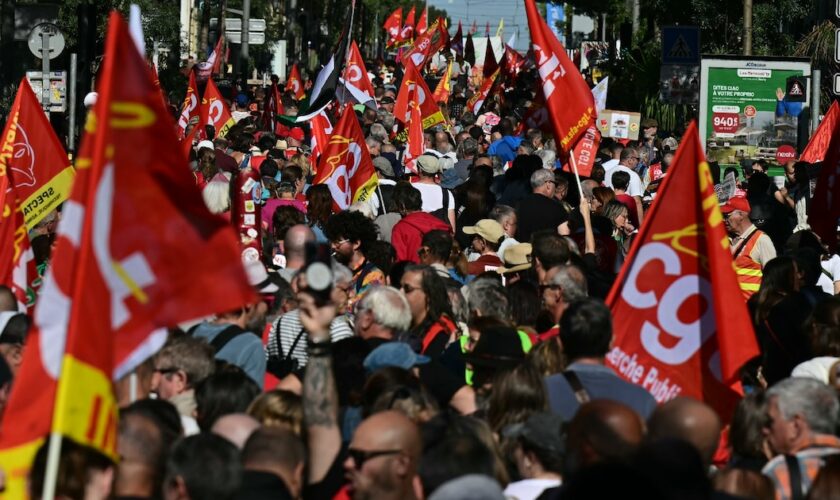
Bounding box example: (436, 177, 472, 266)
(301, 242, 333, 306)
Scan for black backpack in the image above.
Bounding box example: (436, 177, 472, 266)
(430, 185, 451, 224)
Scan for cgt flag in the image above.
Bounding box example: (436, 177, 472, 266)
(384, 7, 403, 47)
(403, 103, 425, 174)
(0, 13, 256, 497)
(177, 70, 200, 137)
(286, 64, 306, 101)
(393, 61, 445, 142)
(402, 18, 448, 71)
(811, 101, 840, 251)
(524, 0, 595, 155)
(346, 41, 376, 102)
(262, 80, 285, 133)
(605, 122, 758, 420)
(397, 6, 416, 47)
(313, 105, 378, 212)
(200, 77, 236, 138)
(433, 61, 453, 104)
(416, 7, 428, 36)
(800, 100, 839, 164)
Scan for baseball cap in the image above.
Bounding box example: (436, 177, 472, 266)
(83, 92, 98, 108)
(463, 219, 505, 245)
(197, 140, 215, 151)
(498, 243, 532, 274)
(417, 155, 442, 175)
(288, 127, 305, 142)
(364, 342, 431, 373)
(721, 196, 751, 214)
(502, 412, 565, 454)
(236, 93, 249, 107)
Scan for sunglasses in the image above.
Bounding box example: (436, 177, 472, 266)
(346, 448, 403, 469)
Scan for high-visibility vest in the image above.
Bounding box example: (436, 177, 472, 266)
(733, 228, 764, 299)
(460, 330, 534, 385)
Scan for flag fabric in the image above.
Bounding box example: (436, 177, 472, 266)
(404, 103, 425, 175)
(485, 21, 491, 37)
(565, 126, 600, 178)
(286, 64, 306, 101)
(294, 8, 352, 123)
(508, 31, 517, 48)
(384, 7, 403, 48)
(0, 168, 32, 312)
(346, 41, 376, 101)
(800, 101, 839, 164)
(0, 78, 74, 229)
(394, 61, 446, 128)
(496, 19, 505, 39)
(605, 122, 758, 420)
(433, 61, 453, 104)
(262, 81, 285, 133)
(810, 103, 840, 251)
(402, 18, 448, 70)
(466, 69, 499, 115)
(416, 8, 428, 36)
(504, 45, 526, 77)
(524, 0, 595, 155)
(309, 110, 333, 175)
(483, 38, 499, 78)
(397, 6, 416, 47)
(313, 105, 379, 212)
(177, 70, 200, 137)
(451, 21, 464, 61)
(0, 13, 256, 497)
(592, 76, 609, 113)
(465, 33, 476, 66)
(208, 35, 225, 75)
(200, 77, 236, 138)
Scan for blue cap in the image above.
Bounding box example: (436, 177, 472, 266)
(363, 342, 430, 373)
(236, 93, 249, 106)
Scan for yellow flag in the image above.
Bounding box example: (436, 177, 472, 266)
(496, 19, 504, 39)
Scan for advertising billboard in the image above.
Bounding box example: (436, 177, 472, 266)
(699, 56, 810, 165)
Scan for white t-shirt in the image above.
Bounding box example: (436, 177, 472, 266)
(819, 254, 840, 295)
(601, 158, 619, 171)
(503, 478, 561, 500)
(368, 178, 397, 215)
(604, 164, 644, 197)
(413, 182, 456, 214)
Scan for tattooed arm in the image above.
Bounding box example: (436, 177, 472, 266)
(299, 293, 342, 484)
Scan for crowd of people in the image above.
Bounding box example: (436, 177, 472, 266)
(2, 47, 840, 500)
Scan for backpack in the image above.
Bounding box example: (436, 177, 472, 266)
(430, 185, 451, 224)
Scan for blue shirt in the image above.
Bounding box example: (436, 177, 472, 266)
(544, 362, 657, 421)
(192, 322, 266, 389)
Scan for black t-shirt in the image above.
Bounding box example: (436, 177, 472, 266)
(515, 193, 569, 242)
(303, 449, 348, 500)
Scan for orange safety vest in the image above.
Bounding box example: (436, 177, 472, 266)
(733, 228, 763, 299)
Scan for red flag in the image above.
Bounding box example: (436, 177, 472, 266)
(801, 101, 839, 164)
(262, 81, 285, 133)
(433, 61, 453, 104)
(504, 45, 527, 77)
(416, 8, 428, 35)
(208, 35, 225, 75)
(402, 18, 448, 70)
(178, 71, 200, 137)
(397, 6, 416, 47)
(563, 126, 600, 178)
(384, 7, 403, 47)
(524, 0, 595, 155)
(310, 110, 333, 175)
(286, 64, 306, 101)
(404, 103, 425, 175)
(313, 105, 379, 212)
(0, 13, 255, 497)
(466, 69, 500, 115)
(200, 77, 236, 138)
(485, 21, 491, 37)
(470, 20, 478, 35)
(483, 38, 498, 78)
(811, 104, 840, 251)
(346, 41, 376, 101)
(465, 32, 476, 66)
(605, 122, 758, 420)
(392, 61, 446, 143)
(0, 175, 32, 313)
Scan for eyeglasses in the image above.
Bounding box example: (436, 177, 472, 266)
(347, 448, 403, 469)
(401, 283, 422, 294)
(154, 367, 179, 376)
(331, 239, 350, 248)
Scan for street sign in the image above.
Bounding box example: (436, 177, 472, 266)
(210, 18, 265, 32)
(834, 74, 840, 95)
(25, 71, 67, 112)
(227, 31, 265, 45)
(836, 28, 840, 63)
(662, 26, 700, 65)
(27, 23, 64, 60)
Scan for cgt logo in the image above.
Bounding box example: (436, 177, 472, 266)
(11, 124, 36, 187)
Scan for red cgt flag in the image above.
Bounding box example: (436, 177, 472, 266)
(177, 70, 200, 137)
(800, 100, 839, 164)
(810, 102, 840, 251)
(384, 7, 403, 48)
(605, 122, 758, 421)
(562, 126, 600, 178)
(394, 61, 445, 126)
(0, 13, 255, 496)
(402, 18, 448, 71)
(396, 6, 416, 47)
(416, 7, 428, 36)
(404, 103, 424, 175)
(433, 61, 453, 105)
(262, 80, 285, 134)
(200, 77, 236, 139)
(466, 69, 500, 115)
(286, 64, 306, 101)
(313, 105, 379, 212)
(524, 0, 595, 155)
(346, 41, 376, 101)
(309, 110, 334, 175)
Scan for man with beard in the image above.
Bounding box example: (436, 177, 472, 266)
(325, 210, 385, 301)
(191, 259, 275, 388)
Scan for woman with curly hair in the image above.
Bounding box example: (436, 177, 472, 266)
(305, 184, 333, 243)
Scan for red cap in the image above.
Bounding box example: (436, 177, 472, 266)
(288, 127, 305, 142)
(721, 196, 751, 214)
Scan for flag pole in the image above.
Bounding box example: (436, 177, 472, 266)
(41, 432, 63, 499)
(568, 149, 585, 198)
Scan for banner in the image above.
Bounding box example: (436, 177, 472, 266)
(0, 14, 255, 497)
(200, 77, 236, 138)
(606, 121, 758, 420)
(401, 18, 448, 71)
(313, 105, 379, 212)
(592, 76, 609, 113)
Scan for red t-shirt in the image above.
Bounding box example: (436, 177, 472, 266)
(467, 254, 503, 276)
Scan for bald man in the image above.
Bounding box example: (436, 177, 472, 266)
(565, 400, 645, 476)
(115, 411, 166, 498)
(239, 426, 305, 500)
(212, 413, 262, 449)
(279, 224, 316, 284)
(344, 410, 422, 500)
(647, 397, 721, 467)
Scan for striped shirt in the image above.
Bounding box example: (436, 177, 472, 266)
(266, 309, 353, 368)
(762, 434, 840, 500)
